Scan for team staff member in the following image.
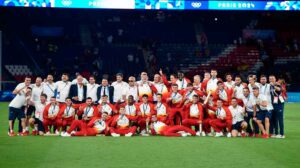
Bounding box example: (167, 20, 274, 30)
(86, 76, 99, 103)
(42, 74, 56, 101)
(224, 73, 235, 88)
(8, 86, 32, 136)
(29, 94, 48, 136)
(233, 75, 246, 106)
(111, 73, 129, 104)
(28, 77, 43, 124)
(252, 86, 272, 139)
(229, 97, 247, 137)
(124, 76, 139, 102)
(12, 76, 32, 134)
(269, 75, 285, 138)
(68, 75, 87, 109)
(97, 78, 114, 103)
(242, 87, 259, 137)
(55, 73, 72, 106)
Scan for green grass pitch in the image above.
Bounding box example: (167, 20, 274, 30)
(0, 102, 299, 168)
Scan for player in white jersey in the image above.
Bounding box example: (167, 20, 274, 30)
(55, 73, 71, 104)
(229, 98, 247, 137)
(111, 73, 129, 103)
(42, 74, 56, 101)
(8, 86, 32, 136)
(86, 76, 99, 103)
(252, 86, 272, 138)
(29, 93, 48, 136)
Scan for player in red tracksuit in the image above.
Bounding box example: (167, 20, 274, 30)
(96, 95, 116, 123)
(43, 96, 61, 135)
(77, 97, 98, 122)
(181, 83, 205, 121)
(61, 112, 111, 137)
(166, 84, 184, 125)
(137, 72, 158, 102)
(176, 71, 191, 90)
(182, 83, 205, 102)
(215, 81, 233, 107)
(155, 93, 169, 124)
(208, 99, 233, 137)
(137, 94, 156, 135)
(202, 95, 217, 135)
(150, 115, 196, 137)
(56, 97, 75, 133)
(115, 95, 140, 123)
(201, 69, 221, 95)
(110, 106, 137, 137)
(182, 95, 204, 136)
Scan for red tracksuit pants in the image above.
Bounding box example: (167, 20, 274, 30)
(43, 119, 59, 132)
(209, 119, 232, 132)
(202, 118, 214, 133)
(110, 126, 137, 135)
(168, 107, 185, 125)
(157, 116, 169, 124)
(56, 118, 74, 131)
(182, 118, 200, 128)
(138, 117, 150, 131)
(161, 125, 196, 137)
(67, 120, 97, 136)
